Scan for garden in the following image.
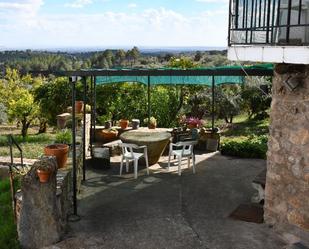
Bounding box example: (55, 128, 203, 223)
(0, 65, 272, 248)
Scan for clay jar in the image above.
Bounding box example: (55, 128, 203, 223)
(119, 119, 129, 129)
(44, 144, 69, 168)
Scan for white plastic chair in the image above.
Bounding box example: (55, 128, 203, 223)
(168, 141, 197, 176)
(119, 143, 149, 179)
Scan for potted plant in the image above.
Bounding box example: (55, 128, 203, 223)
(75, 101, 83, 113)
(101, 128, 118, 142)
(144, 117, 157, 129)
(186, 117, 202, 129)
(119, 119, 129, 129)
(36, 164, 52, 183)
(44, 129, 71, 168)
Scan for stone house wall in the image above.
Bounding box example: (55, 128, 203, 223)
(265, 64, 309, 242)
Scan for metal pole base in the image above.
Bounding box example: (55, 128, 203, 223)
(68, 213, 81, 222)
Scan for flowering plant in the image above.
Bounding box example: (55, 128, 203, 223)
(186, 117, 203, 127)
(178, 114, 187, 126)
(144, 116, 157, 126)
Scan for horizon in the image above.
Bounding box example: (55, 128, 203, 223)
(0, 0, 229, 49)
(0, 45, 227, 52)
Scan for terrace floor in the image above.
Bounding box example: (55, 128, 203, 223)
(47, 152, 286, 249)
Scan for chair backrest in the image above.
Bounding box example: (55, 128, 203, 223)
(175, 141, 197, 156)
(119, 143, 138, 158)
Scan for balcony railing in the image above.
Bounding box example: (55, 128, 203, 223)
(228, 0, 309, 46)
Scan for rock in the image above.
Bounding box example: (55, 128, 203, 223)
(18, 156, 63, 249)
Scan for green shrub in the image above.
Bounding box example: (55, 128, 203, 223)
(55, 129, 72, 144)
(221, 135, 268, 159)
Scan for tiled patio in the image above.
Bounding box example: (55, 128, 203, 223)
(47, 152, 286, 249)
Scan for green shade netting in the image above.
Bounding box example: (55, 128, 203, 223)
(95, 64, 273, 86)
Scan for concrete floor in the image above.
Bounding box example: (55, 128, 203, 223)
(48, 152, 286, 249)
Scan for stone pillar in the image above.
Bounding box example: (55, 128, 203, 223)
(265, 64, 309, 242)
(18, 157, 62, 249)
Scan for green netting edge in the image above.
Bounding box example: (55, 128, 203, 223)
(95, 64, 273, 86)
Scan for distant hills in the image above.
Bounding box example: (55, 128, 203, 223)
(0, 46, 226, 54)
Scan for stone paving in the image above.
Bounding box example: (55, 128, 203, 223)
(46, 152, 287, 249)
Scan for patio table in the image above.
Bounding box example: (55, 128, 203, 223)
(120, 128, 172, 165)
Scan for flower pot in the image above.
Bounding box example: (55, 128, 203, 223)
(101, 129, 118, 142)
(37, 169, 51, 183)
(75, 101, 83, 113)
(44, 144, 69, 169)
(148, 124, 157, 129)
(132, 119, 140, 129)
(119, 119, 129, 129)
(188, 123, 198, 129)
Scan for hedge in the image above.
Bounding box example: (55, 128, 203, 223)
(220, 135, 268, 159)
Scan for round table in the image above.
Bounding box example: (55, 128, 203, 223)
(120, 128, 171, 165)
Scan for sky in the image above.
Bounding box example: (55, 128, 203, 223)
(0, 0, 229, 49)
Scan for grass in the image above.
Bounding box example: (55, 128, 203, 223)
(0, 178, 20, 249)
(221, 116, 269, 138)
(0, 133, 55, 159)
(219, 114, 270, 159)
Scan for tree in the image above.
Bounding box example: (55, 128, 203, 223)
(194, 51, 202, 61)
(34, 77, 72, 127)
(126, 47, 140, 66)
(115, 49, 126, 66)
(168, 57, 196, 69)
(0, 68, 42, 137)
(241, 77, 272, 119)
(216, 86, 242, 123)
(8, 89, 39, 137)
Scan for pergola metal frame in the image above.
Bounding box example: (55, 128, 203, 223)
(31, 67, 274, 217)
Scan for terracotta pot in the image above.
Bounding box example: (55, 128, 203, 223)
(119, 119, 129, 129)
(148, 124, 157, 129)
(75, 101, 83, 113)
(44, 144, 69, 168)
(37, 169, 51, 183)
(187, 123, 198, 129)
(101, 129, 118, 141)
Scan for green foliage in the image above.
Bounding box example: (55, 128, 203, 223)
(220, 116, 269, 159)
(143, 116, 157, 126)
(34, 77, 72, 125)
(216, 85, 242, 123)
(0, 178, 20, 249)
(96, 82, 147, 123)
(0, 68, 42, 137)
(0, 134, 52, 146)
(168, 57, 197, 69)
(151, 86, 180, 127)
(221, 135, 268, 159)
(0, 133, 54, 158)
(55, 129, 72, 144)
(241, 77, 272, 119)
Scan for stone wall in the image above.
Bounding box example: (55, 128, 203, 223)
(265, 64, 309, 243)
(16, 158, 72, 249)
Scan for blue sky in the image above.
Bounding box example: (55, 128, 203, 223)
(0, 0, 229, 49)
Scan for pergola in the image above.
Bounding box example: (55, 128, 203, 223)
(31, 64, 274, 217)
